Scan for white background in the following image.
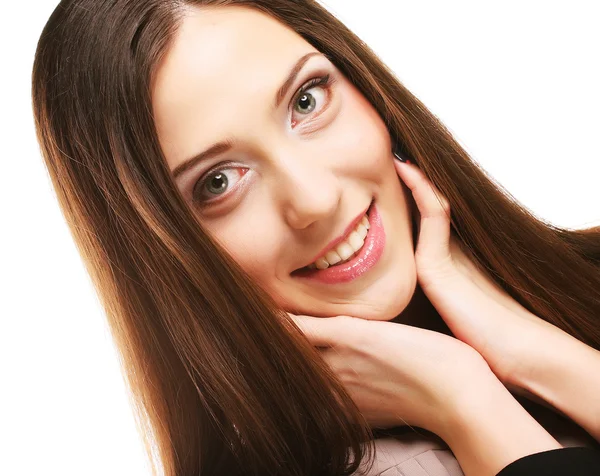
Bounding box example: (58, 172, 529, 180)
(1, 1, 598, 474)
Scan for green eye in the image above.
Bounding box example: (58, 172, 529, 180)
(205, 172, 228, 195)
(294, 92, 317, 114)
(192, 166, 248, 205)
(291, 74, 331, 120)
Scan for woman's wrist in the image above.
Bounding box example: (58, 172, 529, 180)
(436, 361, 562, 476)
(513, 325, 600, 442)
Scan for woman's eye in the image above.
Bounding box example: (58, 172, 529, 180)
(293, 87, 326, 115)
(192, 167, 247, 205)
(291, 74, 332, 125)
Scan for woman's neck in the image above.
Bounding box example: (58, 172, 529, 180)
(392, 284, 453, 336)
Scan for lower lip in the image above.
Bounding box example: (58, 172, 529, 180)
(292, 202, 386, 284)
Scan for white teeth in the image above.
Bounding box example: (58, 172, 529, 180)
(324, 250, 342, 265)
(356, 223, 368, 239)
(361, 216, 370, 230)
(337, 250, 358, 266)
(336, 242, 354, 261)
(303, 212, 372, 271)
(347, 231, 364, 250)
(315, 257, 329, 270)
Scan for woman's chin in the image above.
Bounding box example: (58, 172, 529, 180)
(281, 263, 418, 321)
(353, 298, 414, 321)
(353, 273, 418, 321)
(316, 287, 416, 321)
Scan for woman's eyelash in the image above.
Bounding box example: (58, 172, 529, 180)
(191, 160, 238, 205)
(292, 73, 332, 106)
(191, 73, 335, 206)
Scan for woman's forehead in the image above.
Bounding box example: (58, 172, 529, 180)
(152, 5, 318, 169)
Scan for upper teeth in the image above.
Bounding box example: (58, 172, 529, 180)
(308, 214, 370, 270)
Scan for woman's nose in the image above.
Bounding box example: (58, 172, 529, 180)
(275, 160, 342, 231)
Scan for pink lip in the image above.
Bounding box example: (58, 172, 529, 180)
(302, 201, 373, 269)
(291, 202, 385, 284)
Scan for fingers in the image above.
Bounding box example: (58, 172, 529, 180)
(287, 312, 340, 348)
(288, 313, 369, 350)
(393, 159, 453, 277)
(392, 158, 525, 361)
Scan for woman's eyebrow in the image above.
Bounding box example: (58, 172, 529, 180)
(172, 140, 233, 180)
(172, 51, 324, 181)
(273, 51, 323, 109)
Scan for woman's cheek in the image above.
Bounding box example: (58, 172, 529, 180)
(329, 87, 392, 178)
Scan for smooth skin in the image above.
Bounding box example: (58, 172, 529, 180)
(290, 160, 600, 475)
(151, 5, 600, 475)
(154, 6, 417, 321)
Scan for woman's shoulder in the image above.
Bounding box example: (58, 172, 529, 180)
(354, 429, 463, 476)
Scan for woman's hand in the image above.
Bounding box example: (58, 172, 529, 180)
(287, 296, 562, 476)
(287, 310, 490, 433)
(393, 158, 562, 387)
(393, 158, 600, 441)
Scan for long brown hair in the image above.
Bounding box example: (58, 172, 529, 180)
(32, 1, 600, 475)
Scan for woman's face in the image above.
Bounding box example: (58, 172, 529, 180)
(153, 6, 417, 320)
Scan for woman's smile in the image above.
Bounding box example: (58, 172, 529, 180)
(293, 200, 372, 271)
(153, 6, 416, 320)
(34, 1, 600, 474)
(291, 200, 385, 285)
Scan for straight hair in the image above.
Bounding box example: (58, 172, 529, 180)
(32, 1, 600, 474)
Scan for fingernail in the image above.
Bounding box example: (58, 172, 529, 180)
(393, 150, 410, 164)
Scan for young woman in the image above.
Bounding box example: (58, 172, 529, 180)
(32, 1, 600, 475)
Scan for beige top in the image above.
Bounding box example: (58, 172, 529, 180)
(353, 397, 600, 476)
